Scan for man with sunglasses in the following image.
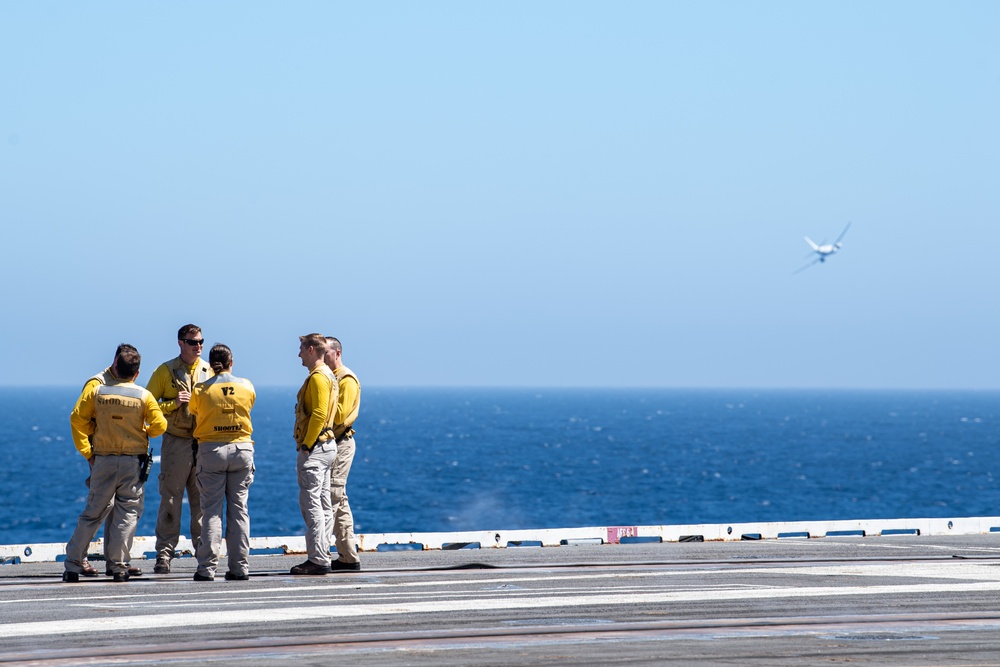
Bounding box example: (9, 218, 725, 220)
(146, 324, 212, 574)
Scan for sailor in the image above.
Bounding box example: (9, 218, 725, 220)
(146, 324, 212, 574)
(290, 334, 339, 575)
(323, 336, 362, 571)
(64, 344, 166, 582)
(189, 344, 256, 581)
(75, 352, 145, 578)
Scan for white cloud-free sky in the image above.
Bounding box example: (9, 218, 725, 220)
(2, 2, 997, 388)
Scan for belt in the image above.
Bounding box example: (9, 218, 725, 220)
(299, 435, 334, 451)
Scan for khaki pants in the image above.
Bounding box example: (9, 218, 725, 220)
(194, 442, 254, 578)
(155, 432, 202, 560)
(83, 472, 114, 560)
(296, 439, 336, 567)
(66, 455, 143, 575)
(327, 435, 359, 564)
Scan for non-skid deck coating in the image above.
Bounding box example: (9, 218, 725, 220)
(3, 534, 1000, 666)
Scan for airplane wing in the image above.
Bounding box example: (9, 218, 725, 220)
(793, 257, 823, 274)
(834, 222, 852, 244)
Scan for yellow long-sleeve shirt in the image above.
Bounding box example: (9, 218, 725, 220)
(70, 378, 167, 459)
(294, 364, 338, 448)
(335, 375, 360, 427)
(146, 357, 211, 416)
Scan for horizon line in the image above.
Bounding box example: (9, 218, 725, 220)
(3, 384, 1000, 392)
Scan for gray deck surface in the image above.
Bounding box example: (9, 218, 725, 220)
(3, 534, 1000, 666)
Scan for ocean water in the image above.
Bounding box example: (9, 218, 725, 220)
(1, 387, 999, 546)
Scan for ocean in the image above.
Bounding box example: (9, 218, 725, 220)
(2, 387, 998, 546)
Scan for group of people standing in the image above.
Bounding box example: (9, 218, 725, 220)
(62, 325, 362, 582)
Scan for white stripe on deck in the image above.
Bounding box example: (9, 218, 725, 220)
(6, 560, 996, 608)
(4, 577, 1000, 639)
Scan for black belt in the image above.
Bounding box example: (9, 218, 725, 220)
(299, 436, 333, 451)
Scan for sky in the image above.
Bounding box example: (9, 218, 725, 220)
(1, 2, 998, 389)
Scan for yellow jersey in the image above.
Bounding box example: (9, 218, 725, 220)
(189, 372, 256, 444)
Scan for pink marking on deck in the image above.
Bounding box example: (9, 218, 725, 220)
(606, 526, 639, 544)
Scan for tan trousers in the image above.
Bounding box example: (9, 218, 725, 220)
(65, 455, 143, 575)
(194, 442, 254, 578)
(83, 472, 113, 560)
(327, 435, 359, 563)
(155, 432, 202, 560)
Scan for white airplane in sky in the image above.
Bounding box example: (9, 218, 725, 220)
(794, 222, 851, 274)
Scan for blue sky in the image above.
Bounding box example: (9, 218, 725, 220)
(2, 2, 998, 388)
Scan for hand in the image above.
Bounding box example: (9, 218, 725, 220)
(87, 456, 95, 469)
(176, 390, 191, 404)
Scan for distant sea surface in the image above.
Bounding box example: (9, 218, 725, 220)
(2, 387, 999, 546)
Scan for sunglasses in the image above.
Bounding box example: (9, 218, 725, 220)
(182, 339, 205, 346)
